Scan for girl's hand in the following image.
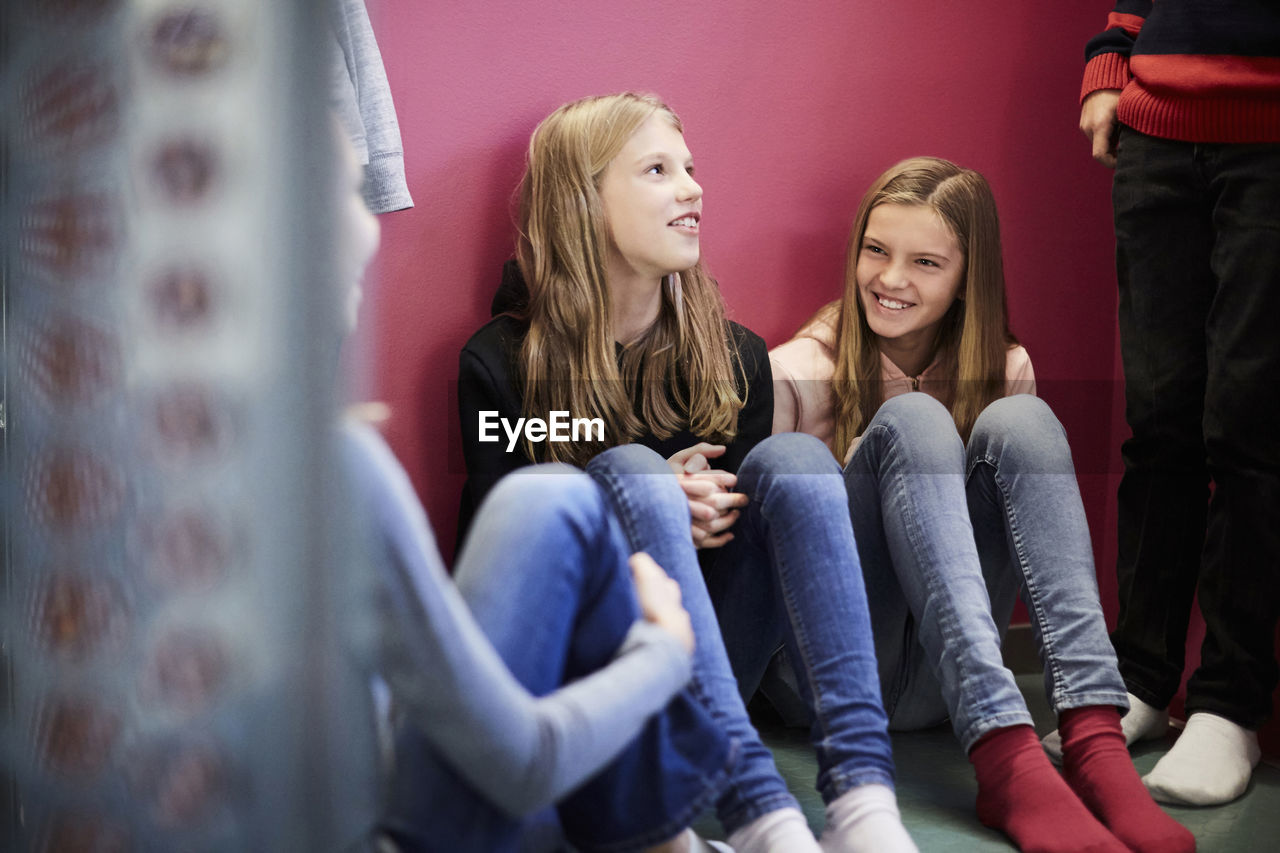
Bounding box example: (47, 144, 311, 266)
(630, 552, 694, 655)
(667, 444, 748, 549)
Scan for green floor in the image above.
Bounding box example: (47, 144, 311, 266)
(694, 673, 1280, 851)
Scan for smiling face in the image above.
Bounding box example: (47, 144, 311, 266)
(856, 202, 964, 365)
(597, 112, 702, 286)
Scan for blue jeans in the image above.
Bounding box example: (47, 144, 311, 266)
(1112, 127, 1280, 728)
(589, 435, 895, 826)
(844, 393, 1128, 752)
(383, 467, 734, 853)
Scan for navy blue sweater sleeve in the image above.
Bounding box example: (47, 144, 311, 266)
(1085, 1, 1149, 63)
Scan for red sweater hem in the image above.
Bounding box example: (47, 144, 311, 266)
(1118, 84, 1280, 143)
(1082, 52, 1280, 143)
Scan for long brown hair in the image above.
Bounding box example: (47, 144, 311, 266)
(831, 157, 1016, 457)
(513, 92, 743, 465)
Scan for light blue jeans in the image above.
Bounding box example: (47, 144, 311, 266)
(843, 393, 1128, 752)
(382, 466, 733, 853)
(589, 434, 895, 832)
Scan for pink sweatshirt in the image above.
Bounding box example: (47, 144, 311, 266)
(770, 315, 1035, 462)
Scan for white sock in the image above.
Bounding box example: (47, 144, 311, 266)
(1143, 711, 1261, 806)
(1120, 692, 1170, 743)
(647, 828, 735, 853)
(1041, 691, 1169, 763)
(819, 784, 917, 853)
(726, 807, 820, 853)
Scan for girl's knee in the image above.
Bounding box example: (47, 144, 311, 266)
(742, 432, 838, 477)
(586, 444, 686, 510)
(587, 443, 669, 477)
(863, 393, 964, 465)
(971, 396, 1072, 470)
(974, 394, 1057, 436)
(490, 465, 605, 525)
(876, 392, 956, 434)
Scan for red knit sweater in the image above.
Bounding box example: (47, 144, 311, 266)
(1081, 1, 1280, 143)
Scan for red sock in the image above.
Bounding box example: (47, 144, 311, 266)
(970, 724, 1126, 853)
(1060, 706, 1196, 853)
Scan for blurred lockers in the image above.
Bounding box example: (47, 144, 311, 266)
(2, 2, 378, 850)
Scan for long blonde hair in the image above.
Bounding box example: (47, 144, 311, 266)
(831, 157, 1015, 457)
(514, 92, 743, 465)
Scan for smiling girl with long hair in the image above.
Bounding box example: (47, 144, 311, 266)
(771, 157, 1194, 853)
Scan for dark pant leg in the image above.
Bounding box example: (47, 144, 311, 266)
(1110, 127, 1214, 708)
(1185, 141, 1280, 729)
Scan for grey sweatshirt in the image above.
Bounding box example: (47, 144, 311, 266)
(341, 423, 692, 816)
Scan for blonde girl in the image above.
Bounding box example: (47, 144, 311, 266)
(456, 94, 916, 853)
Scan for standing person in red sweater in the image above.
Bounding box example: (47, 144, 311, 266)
(1049, 0, 1280, 807)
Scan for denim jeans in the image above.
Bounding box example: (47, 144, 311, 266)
(589, 435, 895, 825)
(1112, 127, 1280, 728)
(382, 467, 733, 853)
(843, 392, 1127, 752)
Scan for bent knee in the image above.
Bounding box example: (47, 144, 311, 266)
(876, 391, 955, 430)
(970, 396, 1074, 471)
(587, 443, 669, 477)
(494, 463, 597, 508)
(973, 395, 1063, 442)
(742, 431, 839, 476)
(866, 394, 963, 461)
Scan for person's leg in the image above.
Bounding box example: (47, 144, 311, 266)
(966, 395, 1192, 852)
(840, 408, 947, 736)
(1145, 140, 1280, 806)
(700, 508, 786, 704)
(845, 393, 1027, 748)
(390, 466, 732, 853)
(847, 393, 1124, 852)
(730, 432, 915, 851)
(587, 445, 817, 850)
(1110, 127, 1214, 714)
(965, 396, 1128, 715)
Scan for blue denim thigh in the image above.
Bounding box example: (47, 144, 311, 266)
(965, 396, 1128, 715)
(728, 433, 896, 799)
(587, 445, 798, 835)
(844, 393, 1030, 752)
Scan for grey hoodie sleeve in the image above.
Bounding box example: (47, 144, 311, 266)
(341, 424, 692, 817)
(328, 0, 413, 213)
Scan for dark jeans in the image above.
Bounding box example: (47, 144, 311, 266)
(1110, 126, 1280, 729)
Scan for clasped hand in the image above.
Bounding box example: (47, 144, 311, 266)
(667, 443, 749, 549)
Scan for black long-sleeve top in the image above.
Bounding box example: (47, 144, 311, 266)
(456, 312, 774, 549)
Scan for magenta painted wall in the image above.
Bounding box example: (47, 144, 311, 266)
(355, 1, 1278, 751)
(364, 0, 1121, 559)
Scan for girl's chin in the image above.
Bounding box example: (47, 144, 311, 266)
(864, 316, 914, 340)
(660, 260, 699, 278)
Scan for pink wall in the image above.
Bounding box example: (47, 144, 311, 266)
(365, 0, 1119, 560)
(356, 1, 1278, 751)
